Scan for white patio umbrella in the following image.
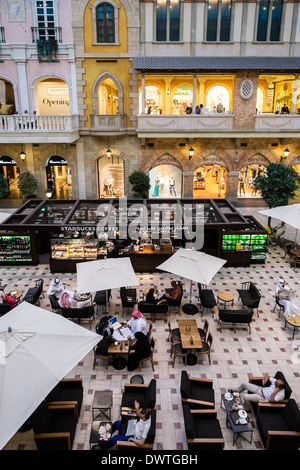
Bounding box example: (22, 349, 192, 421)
(0, 212, 11, 224)
(258, 203, 300, 246)
(0, 302, 100, 450)
(156, 248, 226, 309)
(76, 257, 140, 309)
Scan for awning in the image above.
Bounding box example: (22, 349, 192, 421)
(133, 56, 300, 73)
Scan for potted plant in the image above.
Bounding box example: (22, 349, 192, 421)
(17, 171, 38, 201)
(129, 170, 151, 199)
(0, 176, 9, 199)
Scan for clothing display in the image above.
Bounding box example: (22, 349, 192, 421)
(152, 177, 159, 197)
(169, 176, 176, 196)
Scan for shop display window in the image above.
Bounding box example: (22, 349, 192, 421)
(98, 156, 124, 198)
(237, 164, 266, 199)
(172, 85, 193, 114)
(194, 165, 226, 198)
(149, 165, 182, 198)
(222, 233, 267, 260)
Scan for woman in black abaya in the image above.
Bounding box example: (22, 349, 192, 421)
(127, 332, 151, 371)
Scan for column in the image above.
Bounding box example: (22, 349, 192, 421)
(141, 74, 146, 114)
(291, 75, 299, 114)
(192, 74, 197, 114)
(227, 171, 239, 203)
(16, 61, 29, 113)
(183, 172, 194, 198)
(266, 1, 274, 41)
(76, 139, 86, 198)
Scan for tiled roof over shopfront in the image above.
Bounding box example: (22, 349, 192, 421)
(133, 56, 300, 72)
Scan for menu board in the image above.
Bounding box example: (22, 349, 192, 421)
(222, 233, 267, 260)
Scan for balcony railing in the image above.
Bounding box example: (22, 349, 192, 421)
(0, 27, 5, 43)
(90, 114, 127, 131)
(0, 114, 79, 132)
(31, 27, 62, 43)
(137, 114, 235, 133)
(255, 113, 300, 131)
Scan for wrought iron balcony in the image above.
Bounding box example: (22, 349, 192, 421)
(31, 27, 62, 43)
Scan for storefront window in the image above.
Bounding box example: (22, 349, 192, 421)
(193, 164, 226, 198)
(149, 164, 182, 198)
(292, 164, 300, 200)
(46, 156, 72, 199)
(98, 155, 124, 198)
(145, 86, 162, 114)
(172, 85, 193, 114)
(237, 164, 267, 198)
(206, 86, 229, 113)
(34, 78, 70, 115)
(98, 78, 119, 114)
(0, 156, 21, 199)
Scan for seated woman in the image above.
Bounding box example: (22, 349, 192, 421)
(159, 281, 182, 305)
(127, 332, 151, 372)
(275, 279, 299, 316)
(95, 327, 114, 357)
(0, 286, 17, 307)
(146, 288, 166, 305)
(59, 291, 90, 309)
(124, 310, 148, 337)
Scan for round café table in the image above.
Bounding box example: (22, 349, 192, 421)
(285, 315, 300, 339)
(217, 291, 234, 308)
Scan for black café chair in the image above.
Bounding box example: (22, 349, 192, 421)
(180, 370, 215, 409)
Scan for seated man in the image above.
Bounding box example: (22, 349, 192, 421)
(100, 400, 151, 450)
(124, 310, 148, 337)
(159, 281, 182, 305)
(271, 222, 286, 245)
(229, 375, 285, 412)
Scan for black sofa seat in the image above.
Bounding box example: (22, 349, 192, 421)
(61, 305, 95, 328)
(138, 301, 169, 322)
(121, 379, 156, 409)
(32, 400, 78, 450)
(183, 405, 224, 450)
(45, 378, 83, 418)
(237, 282, 261, 316)
(218, 307, 254, 334)
(0, 303, 13, 315)
(180, 370, 215, 409)
(248, 371, 292, 415)
(23, 279, 44, 305)
(256, 399, 300, 450)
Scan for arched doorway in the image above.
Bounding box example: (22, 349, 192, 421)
(149, 155, 183, 198)
(34, 77, 70, 115)
(0, 156, 21, 199)
(98, 78, 119, 114)
(97, 154, 125, 198)
(0, 79, 16, 115)
(206, 86, 229, 113)
(193, 164, 226, 198)
(45, 156, 72, 199)
(237, 164, 267, 198)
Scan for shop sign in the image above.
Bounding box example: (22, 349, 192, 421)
(61, 226, 94, 232)
(0, 156, 16, 165)
(202, 156, 225, 165)
(247, 156, 269, 164)
(47, 156, 68, 166)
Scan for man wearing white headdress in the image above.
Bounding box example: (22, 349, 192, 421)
(275, 279, 299, 316)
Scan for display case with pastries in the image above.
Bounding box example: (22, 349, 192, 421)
(50, 239, 99, 260)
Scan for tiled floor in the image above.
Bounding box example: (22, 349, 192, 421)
(2, 207, 300, 451)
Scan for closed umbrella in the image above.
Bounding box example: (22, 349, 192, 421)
(258, 203, 300, 246)
(0, 302, 100, 450)
(76, 257, 140, 310)
(156, 248, 226, 313)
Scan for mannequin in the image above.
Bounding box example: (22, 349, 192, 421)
(108, 175, 114, 196)
(169, 175, 176, 196)
(103, 176, 109, 196)
(152, 176, 160, 197)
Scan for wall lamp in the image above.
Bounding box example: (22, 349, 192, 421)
(189, 147, 194, 161)
(19, 146, 26, 162)
(45, 188, 53, 199)
(106, 137, 112, 159)
(280, 147, 290, 162)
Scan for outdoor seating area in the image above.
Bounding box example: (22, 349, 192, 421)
(1, 226, 300, 451)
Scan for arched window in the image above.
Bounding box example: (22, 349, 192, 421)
(206, 86, 230, 112)
(97, 3, 115, 43)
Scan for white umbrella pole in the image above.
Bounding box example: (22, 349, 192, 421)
(189, 280, 192, 303)
(295, 229, 298, 248)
